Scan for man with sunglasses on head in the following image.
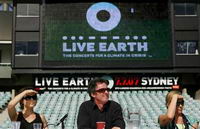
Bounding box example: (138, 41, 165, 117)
(158, 90, 199, 129)
(8, 87, 48, 129)
(77, 78, 125, 129)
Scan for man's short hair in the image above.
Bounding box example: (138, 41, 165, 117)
(87, 78, 109, 99)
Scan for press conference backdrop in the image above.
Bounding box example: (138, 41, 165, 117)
(42, 1, 172, 68)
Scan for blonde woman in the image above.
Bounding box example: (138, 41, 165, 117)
(8, 87, 48, 129)
(158, 90, 199, 129)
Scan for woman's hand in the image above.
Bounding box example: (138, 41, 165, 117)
(24, 90, 38, 96)
(176, 94, 183, 99)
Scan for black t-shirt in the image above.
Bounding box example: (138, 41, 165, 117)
(77, 100, 125, 129)
(17, 112, 43, 129)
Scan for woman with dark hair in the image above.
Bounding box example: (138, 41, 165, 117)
(8, 87, 48, 129)
(158, 90, 199, 129)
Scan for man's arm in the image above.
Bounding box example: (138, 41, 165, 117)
(77, 102, 92, 129)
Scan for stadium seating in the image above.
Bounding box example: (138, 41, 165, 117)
(0, 91, 199, 129)
(0, 91, 11, 112)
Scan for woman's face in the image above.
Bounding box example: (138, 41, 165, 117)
(23, 95, 37, 109)
(175, 99, 184, 114)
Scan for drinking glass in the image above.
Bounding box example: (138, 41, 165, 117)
(33, 123, 42, 129)
(11, 121, 21, 129)
(96, 122, 106, 129)
(123, 108, 141, 129)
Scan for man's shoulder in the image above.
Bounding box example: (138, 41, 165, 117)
(82, 100, 92, 104)
(80, 100, 121, 109)
(80, 100, 94, 107)
(108, 100, 121, 107)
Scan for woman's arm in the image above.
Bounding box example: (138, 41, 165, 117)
(40, 114, 48, 129)
(192, 122, 199, 129)
(158, 94, 183, 126)
(7, 90, 37, 121)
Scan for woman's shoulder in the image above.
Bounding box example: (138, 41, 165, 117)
(159, 120, 174, 129)
(39, 114, 45, 121)
(36, 112, 45, 119)
(38, 113, 45, 118)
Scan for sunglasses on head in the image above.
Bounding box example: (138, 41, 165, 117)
(95, 88, 111, 93)
(176, 99, 184, 106)
(23, 95, 37, 100)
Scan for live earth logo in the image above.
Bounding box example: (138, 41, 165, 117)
(61, 2, 149, 58)
(86, 2, 121, 32)
(35, 76, 179, 88)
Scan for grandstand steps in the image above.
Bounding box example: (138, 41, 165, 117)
(0, 108, 9, 125)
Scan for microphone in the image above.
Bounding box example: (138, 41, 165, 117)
(44, 123, 56, 128)
(56, 113, 68, 126)
(127, 109, 131, 120)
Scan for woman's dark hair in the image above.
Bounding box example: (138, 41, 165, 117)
(87, 78, 109, 99)
(17, 87, 36, 110)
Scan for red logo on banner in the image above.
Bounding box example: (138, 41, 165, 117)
(172, 85, 180, 89)
(115, 77, 140, 86)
